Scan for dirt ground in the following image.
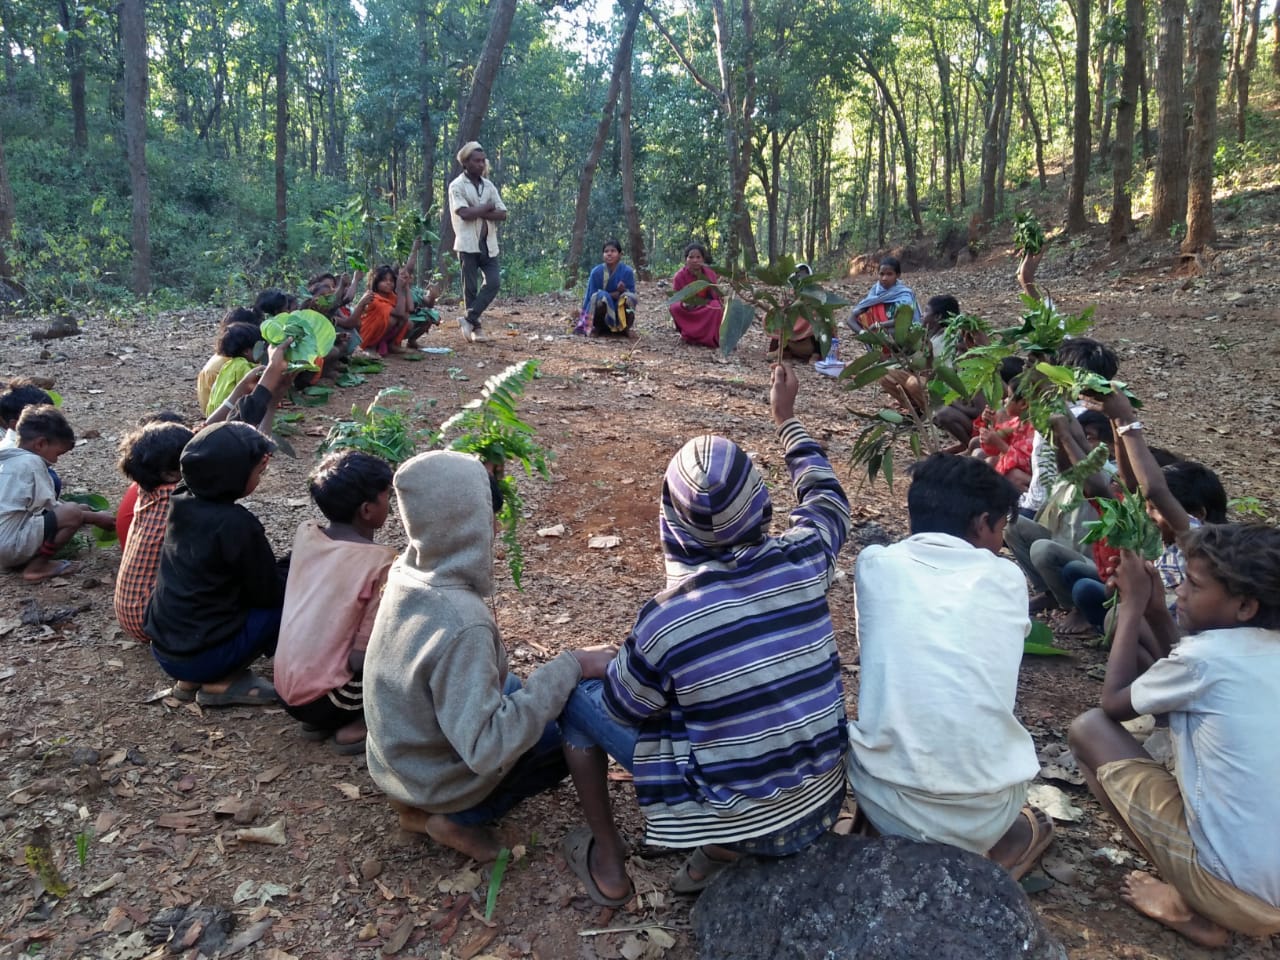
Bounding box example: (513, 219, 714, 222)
(1, 229, 1278, 960)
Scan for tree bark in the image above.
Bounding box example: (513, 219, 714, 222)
(1235, 0, 1263, 140)
(439, 0, 518, 254)
(979, 0, 1014, 226)
(120, 0, 150, 294)
(564, 0, 642, 288)
(417, 0, 436, 272)
(57, 1, 89, 151)
(1273, 0, 1280, 77)
(1149, 0, 1187, 235)
(862, 58, 925, 235)
(1183, 0, 1224, 252)
(274, 0, 288, 258)
(619, 46, 647, 278)
(1066, 0, 1092, 232)
(0, 123, 15, 280)
(1109, 0, 1143, 245)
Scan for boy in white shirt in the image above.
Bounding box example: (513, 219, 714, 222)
(1069, 524, 1280, 947)
(847, 453, 1053, 878)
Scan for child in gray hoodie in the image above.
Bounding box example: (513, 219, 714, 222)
(363, 450, 614, 861)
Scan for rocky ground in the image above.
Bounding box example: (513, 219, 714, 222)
(1, 224, 1278, 960)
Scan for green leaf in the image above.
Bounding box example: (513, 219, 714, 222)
(259, 309, 337, 372)
(485, 847, 511, 921)
(668, 280, 715, 306)
(718, 299, 757, 356)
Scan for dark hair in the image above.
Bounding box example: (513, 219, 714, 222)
(16, 405, 74, 446)
(253, 289, 295, 319)
(878, 256, 902, 274)
(367, 265, 396, 293)
(308, 273, 338, 290)
(1149, 446, 1182, 467)
(0, 380, 54, 427)
(137, 410, 187, 427)
(683, 242, 710, 262)
(1164, 461, 1227, 523)
(1076, 410, 1114, 444)
(1180, 524, 1280, 629)
(1054, 337, 1119, 380)
(925, 295, 961, 322)
(999, 356, 1026, 385)
(490, 473, 505, 514)
(217, 322, 261, 359)
(601, 238, 622, 254)
(309, 450, 393, 524)
(118, 422, 194, 491)
(221, 306, 259, 329)
(907, 453, 1021, 539)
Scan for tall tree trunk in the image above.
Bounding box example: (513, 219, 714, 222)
(863, 60, 925, 235)
(1066, 0, 1092, 231)
(619, 49, 647, 278)
(1184, 0, 1224, 252)
(0, 123, 14, 281)
(979, 0, 1014, 226)
(58, 1, 89, 151)
(1273, 0, 1280, 77)
(711, 0, 757, 267)
(439, 0, 518, 254)
(564, 0, 642, 288)
(417, 0, 436, 272)
(1109, 0, 1143, 245)
(324, 27, 341, 175)
(1150, 0, 1187, 235)
(121, 0, 150, 294)
(1235, 0, 1263, 140)
(930, 31, 955, 212)
(274, 0, 288, 258)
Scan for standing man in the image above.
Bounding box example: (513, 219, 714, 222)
(449, 142, 508, 343)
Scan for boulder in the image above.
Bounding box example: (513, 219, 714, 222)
(693, 834, 1065, 960)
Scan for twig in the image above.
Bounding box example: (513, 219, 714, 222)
(578, 923, 682, 937)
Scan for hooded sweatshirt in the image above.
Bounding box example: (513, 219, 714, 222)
(0, 446, 56, 566)
(144, 422, 282, 661)
(602, 420, 852, 848)
(364, 451, 581, 813)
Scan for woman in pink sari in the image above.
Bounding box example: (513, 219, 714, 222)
(669, 243, 723, 348)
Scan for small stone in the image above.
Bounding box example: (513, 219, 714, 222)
(360, 858, 383, 881)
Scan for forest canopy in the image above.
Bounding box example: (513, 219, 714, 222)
(0, 0, 1276, 306)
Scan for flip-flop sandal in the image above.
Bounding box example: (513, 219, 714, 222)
(1008, 806, 1055, 881)
(671, 846, 733, 895)
(168, 685, 198, 703)
(196, 673, 280, 707)
(23, 559, 81, 583)
(560, 826, 633, 907)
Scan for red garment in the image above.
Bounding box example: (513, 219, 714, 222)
(116, 481, 140, 549)
(670, 266, 723, 348)
(980, 415, 1034, 477)
(358, 293, 400, 355)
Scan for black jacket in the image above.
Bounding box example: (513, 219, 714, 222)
(144, 422, 283, 660)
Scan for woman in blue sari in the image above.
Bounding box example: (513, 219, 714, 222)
(848, 256, 922, 331)
(576, 239, 638, 338)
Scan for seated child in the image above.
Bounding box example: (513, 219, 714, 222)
(847, 255, 921, 331)
(202, 322, 262, 416)
(576, 238, 638, 339)
(1069, 526, 1280, 947)
(847, 454, 1053, 878)
(116, 411, 187, 549)
(557, 363, 852, 905)
(363, 450, 615, 862)
(203, 338, 293, 434)
(274, 452, 398, 754)
(252, 288, 296, 323)
(144, 422, 285, 706)
(113, 420, 193, 641)
(0, 378, 55, 450)
(978, 376, 1035, 494)
(351, 266, 410, 357)
(0, 405, 116, 582)
(197, 309, 258, 412)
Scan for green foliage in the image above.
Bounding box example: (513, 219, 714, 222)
(1012, 212, 1045, 257)
(61, 493, 117, 546)
(75, 831, 90, 869)
(259, 309, 337, 372)
(317, 387, 437, 464)
(1023, 620, 1069, 657)
(1227, 496, 1271, 521)
(1082, 493, 1164, 560)
(485, 847, 511, 922)
(1004, 296, 1096, 356)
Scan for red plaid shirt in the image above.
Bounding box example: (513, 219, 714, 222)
(113, 484, 176, 642)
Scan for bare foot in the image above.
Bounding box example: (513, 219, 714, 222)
(685, 844, 738, 883)
(1120, 871, 1231, 948)
(391, 800, 502, 862)
(22, 558, 80, 583)
(334, 718, 366, 746)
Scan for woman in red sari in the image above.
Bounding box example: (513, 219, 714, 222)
(669, 243, 723, 348)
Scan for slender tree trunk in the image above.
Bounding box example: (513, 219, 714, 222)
(1139, 37, 1151, 158)
(121, 0, 150, 294)
(1272, 0, 1280, 77)
(439, 0, 517, 254)
(865, 60, 924, 234)
(1066, 0, 1092, 231)
(979, 0, 1014, 226)
(0, 124, 15, 281)
(930, 30, 955, 212)
(416, 0, 436, 272)
(1235, 0, 1263, 140)
(274, 0, 288, 258)
(1109, 0, 1143, 245)
(564, 0, 642, 287)
(619, 50, 647, 278)
(58, 1, 89, 151)
(1150, 0, 1187, 235)
(1184, 0, 1224, 251)
(709, 0, 757, 267)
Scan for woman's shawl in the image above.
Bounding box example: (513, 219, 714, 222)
(576, 261, 638, 333)
(850, 281, 922, 327)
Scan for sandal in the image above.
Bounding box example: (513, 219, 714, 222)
(168, 684, 199, 703)
(1008, 807, 1055, 881)
(671, 846, 734, 895)
(299, 723, 330, 742)
(195, 673, 279, 707)
(560, 826, 633, 907)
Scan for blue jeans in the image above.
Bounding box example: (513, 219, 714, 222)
(447, 675, 568, 826)
(152, 607, 282, 684)
(1063, 561, 1108, 631)
(561, 679, 639, 770)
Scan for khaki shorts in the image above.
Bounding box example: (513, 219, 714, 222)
(1098, 757, 1280, 936)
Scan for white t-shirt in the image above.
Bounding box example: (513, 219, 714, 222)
(1130, 627, 1280, 906)
(848, 532, 1039, 796)
(448, 174, 506, 257)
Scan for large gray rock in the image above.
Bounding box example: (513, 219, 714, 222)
(693, 834, 1065, 960)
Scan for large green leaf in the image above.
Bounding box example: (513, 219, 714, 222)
(718, 299, 757, 356)
(260, 309, 337, 372)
